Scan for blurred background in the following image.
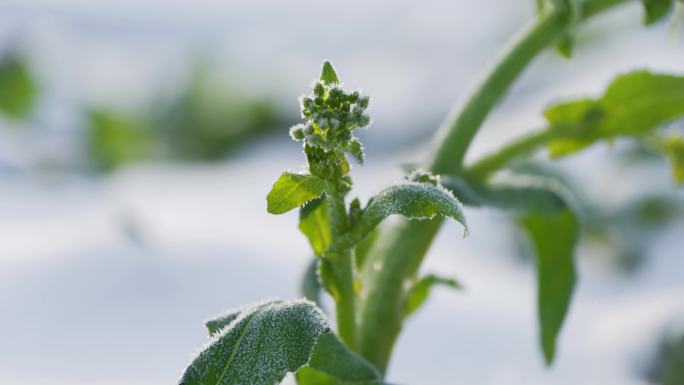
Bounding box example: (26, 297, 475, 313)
(1, 0, 683, 384)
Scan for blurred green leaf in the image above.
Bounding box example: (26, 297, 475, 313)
(301, 258, 323, 307)
(403, 274, 461, 319)
(267, 172, 328, 215)
(0, 55, 36, 119)
(646, 329, 684, 385)
(545, 71, 684, 157)
(520, 209, 578, 365)
(642, 0, 673, 25)
(299, 198, 332, 256)
(656, 136, 684, 184)
(88, 109, 152, 171)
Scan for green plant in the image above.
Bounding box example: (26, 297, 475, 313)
(177, 1, 684, 384)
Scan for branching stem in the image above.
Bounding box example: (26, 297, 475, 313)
(358, 0, 630, 374)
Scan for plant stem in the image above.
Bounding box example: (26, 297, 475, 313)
(358, 0, 630, 373)
(326, 184, 358, 350)
(464, 128, 555, 180)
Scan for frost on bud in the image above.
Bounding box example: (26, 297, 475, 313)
(405, 169, 441, 186)
(291, 61, 371, 180)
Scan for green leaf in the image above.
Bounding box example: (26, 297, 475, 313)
(205, 307, 244, 336)
(655, 136, 684, 184)
(332, 182, 467, 251)
(354, 228, 379, 270)
(349, 138, 365, 164)
(301, 258, 323, 307)
(520, 209, 578, 365)
(0, 55, 37, 119)
(555, 33, 574, 59)
(307, 332, 381, 384)
(320, 61, 339, 85)
(403, 274, 461, 319)
(267, 172, 328, 214)
(545, 71, 684, 157)
(299, 198, 332, 256)
(441, 175, 569, 213)
(641, 0, 672, 25)
(296, 367, 334, 385)
(186, 299, 381, 385)
(88, 109, 153, 171)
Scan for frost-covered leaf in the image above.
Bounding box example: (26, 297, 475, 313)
(403, 274, 461, 319)
(205, 307, 245, 336)
(267, 172, 327, 214)
(299, 198, 332, 256)
(520, 209, 578, 365)
(187, 299, 382, 385)
(441, 175, 570, 213)
(332, 182, 467, 251)
(181, 299, 327, 385)
(320, 61, 339, 85)
(0, 55, 36, 119)
(545, 71, 684, 157)
(641, 0, 672, 25)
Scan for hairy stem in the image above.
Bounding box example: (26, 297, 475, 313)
(358, 0, 630, 373)
(326, 185, 358, 350)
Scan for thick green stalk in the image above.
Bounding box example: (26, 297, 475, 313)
(326, 185, 358, 350)
(358, 0, 630, 373)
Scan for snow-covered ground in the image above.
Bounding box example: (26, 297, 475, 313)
(1, 0, 683, 384)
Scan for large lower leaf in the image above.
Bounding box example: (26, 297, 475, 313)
(545, 71, 684, 156)
(181, 299, 381, 385)
(267, 172, 327, 214)
(520, 209, 578, 365)
(332, 182, 467, 251)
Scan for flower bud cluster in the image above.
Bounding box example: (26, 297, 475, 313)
(290, 63, 370, 183)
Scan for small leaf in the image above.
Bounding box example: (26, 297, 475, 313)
(555, 33, 574, 59)
(520, 209, 578, 365)
(545, 71, 684, 157)
(205, 306, 245, 336)
(299, 198, 332, 256)
(0, 54, 37, 119)
(332, 182, 467, 251)
(348, 138, 365, 164)
(641, 0, 672, 25)
(320, 61, 339, 85)
(267, 172, 327, 214)
(655, 136, 684, 184)
(185, 299, 382, 385)
(403, 274, 461, 319)
(301, 258, 323, 307)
